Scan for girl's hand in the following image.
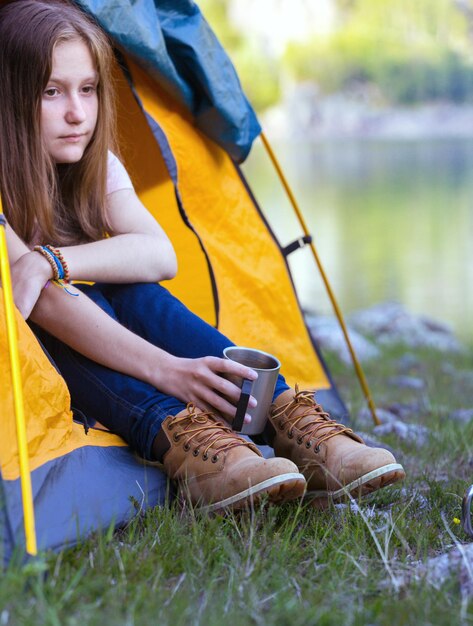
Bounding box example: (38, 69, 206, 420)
(156, 355, 258, 424)
(10, 252, 52, 319)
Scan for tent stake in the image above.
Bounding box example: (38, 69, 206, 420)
(0, 201, 37, 555)
(260, 132, 380, 426)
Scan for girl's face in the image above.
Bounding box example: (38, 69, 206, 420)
(41, 38, 99, 164)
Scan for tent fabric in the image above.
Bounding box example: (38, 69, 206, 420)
(76, 0, 261, 163)
(0, 0, 347, 561)
(2, 446, 169, 562)
(116, 58, 345, 401)
(0, 478, 13, 565)
(0, 297, 170, 563)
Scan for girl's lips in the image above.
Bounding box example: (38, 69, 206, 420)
(60, 134, 85, 142)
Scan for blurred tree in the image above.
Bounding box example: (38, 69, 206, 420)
(199, 0, 281, 111)
(284, 0, 473, 105)
(199, 0, 473, 107)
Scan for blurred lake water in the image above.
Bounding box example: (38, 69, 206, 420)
(242, 138, 473, 345)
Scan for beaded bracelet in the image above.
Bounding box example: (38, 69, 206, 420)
(45, 245, 70, 282)
(33, 245, 78, 297)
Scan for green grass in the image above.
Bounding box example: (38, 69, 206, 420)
(1, 343, 473, 625)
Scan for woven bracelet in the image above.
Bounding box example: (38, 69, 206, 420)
(33, 245, 78, 297)
(45, 245, 70, 282)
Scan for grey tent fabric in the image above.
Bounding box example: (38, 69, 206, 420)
(0, 475, 13, 565)
(2, 446, 170, 565)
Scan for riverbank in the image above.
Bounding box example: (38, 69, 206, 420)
(305, 301, 467, 365)
(262, 82, 473, 141)
(306, 301, 473, 448)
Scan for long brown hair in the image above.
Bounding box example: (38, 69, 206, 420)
(0, 0, 116, 245)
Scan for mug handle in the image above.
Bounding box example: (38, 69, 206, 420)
(232, 378, 253, 432)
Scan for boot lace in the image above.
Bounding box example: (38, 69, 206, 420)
(167, 403, 259, 461)
(271, 386, 354, 450)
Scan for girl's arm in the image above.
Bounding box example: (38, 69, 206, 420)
(9, 187, 177, 305)
(30, 281, 257, 419)
(60, 188, 178, 283)
(7, 223, 53, 319)
(5, 224, 257, 420)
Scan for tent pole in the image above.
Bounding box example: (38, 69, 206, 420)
(0, 200, 37, 555)
(260, 131, 380, 427)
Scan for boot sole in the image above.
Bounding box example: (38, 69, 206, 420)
(306, 463, 405, 509)
(199, 472, 306, 513)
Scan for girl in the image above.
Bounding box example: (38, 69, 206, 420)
(0, 0, 404, 511)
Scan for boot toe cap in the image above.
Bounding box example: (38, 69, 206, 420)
(337, 445, 399, 482)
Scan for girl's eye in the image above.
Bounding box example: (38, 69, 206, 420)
(82, 85, 96, 95)
(44, 87, 59, 97)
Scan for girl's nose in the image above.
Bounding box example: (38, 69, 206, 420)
(65, 94, 86, 124)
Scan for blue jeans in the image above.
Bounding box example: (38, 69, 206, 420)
(32, 283, 290, 460)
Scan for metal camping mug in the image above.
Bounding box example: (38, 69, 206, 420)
(223, 346, 281, 436)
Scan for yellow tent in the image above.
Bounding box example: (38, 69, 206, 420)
(0, 0, 346, 561)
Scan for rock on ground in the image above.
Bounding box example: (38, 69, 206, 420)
(395, 543, 473, 595)
(387, 375, 426, 390)
(357, 406, 430, 447)
(448, 409, 473, 424)
(348, 302, 463, 353)
(357, 407, 400, 428)
(395, 353, 423, 374)
(386, 401, 428, 421)
(305, 302, 463, 364)
(373, 419, 431, 447)
(305, 314, 380, 364)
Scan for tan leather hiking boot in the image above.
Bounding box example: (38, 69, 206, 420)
(153, 404, 306, 512)
(266, 388, 405, 507)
